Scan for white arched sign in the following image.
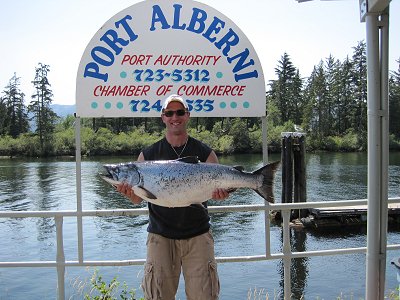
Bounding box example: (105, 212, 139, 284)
(76, 0, 266, 117)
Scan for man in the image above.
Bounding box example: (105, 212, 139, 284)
(117, 94, 229, 300)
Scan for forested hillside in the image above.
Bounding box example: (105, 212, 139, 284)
(1, 42, 400, 157)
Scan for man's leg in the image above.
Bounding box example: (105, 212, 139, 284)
(182, 230, 220, 300)
(142, 233, 181, 300)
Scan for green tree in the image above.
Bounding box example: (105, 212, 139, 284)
(28, 63, 58, 156)
(0, 97, 6, 135)
(303, 62, 329, 141)
(1, 73, 29, 137)
(229, 118, 251, 153)
(291, 70, 304, 125)
(351, 41, 367, 136)
(335, 57, 354, 135)
(324, 55, 341, 135)
(268, 52, 300, 125)
(389, 58, 400, 138)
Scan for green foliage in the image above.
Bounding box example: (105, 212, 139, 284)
(85, 127, 115, 155)
(1, 45, 400, 156)
(111, 129, 161, 155)
(306, 131, 360, 152)
(0, 133, 41, 157)
(249, 128, 263, 153)
(28, 63, 58, 156)
(1, 73, 29, 137)
(0, 135, 17, 156)
(229, 118, 251, 153)
(83, 269, 143, 300)
(215, 135, 235, 154)
(1, 115, 398, 157)
(53, 127, 75, 156)
(389, 134, 400, 151)
(389, 61, 400, 139)
(188, 127, 220, 151)
(266, 121, 295, 152)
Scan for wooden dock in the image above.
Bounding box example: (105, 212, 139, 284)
(286, 203, 400, 229)
(279, 133, 400, 230)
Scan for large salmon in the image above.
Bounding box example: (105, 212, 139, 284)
(102, 156, 280, 207)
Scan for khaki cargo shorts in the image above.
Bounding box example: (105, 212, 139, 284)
(142, 230, 220, 300)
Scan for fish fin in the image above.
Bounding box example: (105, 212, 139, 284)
(133, 186, 157, 200)
(253, 161, 280, 203)
(178, 156, 199, 164)
(233, 165, 244, 172)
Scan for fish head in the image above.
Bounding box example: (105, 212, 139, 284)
(102, 162, 141, 187)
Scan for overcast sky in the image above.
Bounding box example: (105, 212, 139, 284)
(1, 0, 399, 105)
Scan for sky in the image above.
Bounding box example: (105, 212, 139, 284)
(1, 0, 399, 106)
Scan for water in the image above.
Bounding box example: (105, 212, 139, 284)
(0, 152, 400, 299)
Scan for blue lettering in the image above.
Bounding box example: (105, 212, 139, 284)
(150, 5, 171, 31)
(215, 28, 240, 56)
(83, 15, 138, 82)
(186, 8, 207, 33)
(172, 4, 186, 30)
(115, 15, 138, 41)
(227, 48, 255, 72)
(234, 70, 259, 82)
(100, 29, 129, 55)
(227, 48, 258, 81)
(202, 16, 225, 43)
(84, 62, 108, 82)
(91, 46, 115, 66)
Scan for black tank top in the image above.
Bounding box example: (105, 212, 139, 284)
(142, 136, 212, 239)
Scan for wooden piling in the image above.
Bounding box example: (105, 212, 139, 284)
(281, 132, 307, 219)
(281, 134, 293, 204)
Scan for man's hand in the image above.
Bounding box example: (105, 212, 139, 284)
(116, 182, 143, 205)
(212, 188, 230, 200)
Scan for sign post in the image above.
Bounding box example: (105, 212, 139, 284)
(73, 2, 268, 299)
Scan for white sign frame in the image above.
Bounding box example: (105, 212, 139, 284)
(76, 0, 266, 117)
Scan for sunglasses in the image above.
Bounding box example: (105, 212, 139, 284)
(163, 109, 188, 117)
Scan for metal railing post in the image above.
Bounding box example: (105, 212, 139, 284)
(1, 198, 400, 298)
(75, 116, 84, 263)
(282, 210, 292, 299)
(55, 216, 65, 300)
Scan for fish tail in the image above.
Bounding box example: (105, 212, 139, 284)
(253, 161, 280, 203)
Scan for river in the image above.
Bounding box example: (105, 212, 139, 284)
(0, 152, 399, 299)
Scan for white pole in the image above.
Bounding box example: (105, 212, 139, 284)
(379, 8, 389, 299)
(75, 116, 84, 263)
(282, 210, 292, 299)
(365, 8, 390, 299)
(262, 116, 272, 258)
(55, 216, 65, 300)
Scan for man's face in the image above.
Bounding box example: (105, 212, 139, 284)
(161, 101, 190, 134)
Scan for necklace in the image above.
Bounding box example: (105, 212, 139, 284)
(170, 138, 188, 158)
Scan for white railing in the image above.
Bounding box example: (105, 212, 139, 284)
(1, 197, 400, 299)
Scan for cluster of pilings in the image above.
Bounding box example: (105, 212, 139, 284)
(280, 132, 308, 220)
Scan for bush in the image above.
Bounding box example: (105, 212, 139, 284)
(53, 128, 75, 156)
(341, 132, 359, 151)
(229, 118, 251, 153)
(188, 128, 220, 151)
(389, 134, 400, 150)
(249, 128, 263, 153)
(82, 269, 143, 300)
(215, 135, 234, 154)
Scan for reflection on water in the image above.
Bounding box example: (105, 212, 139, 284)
(0, 152, 399, 299)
